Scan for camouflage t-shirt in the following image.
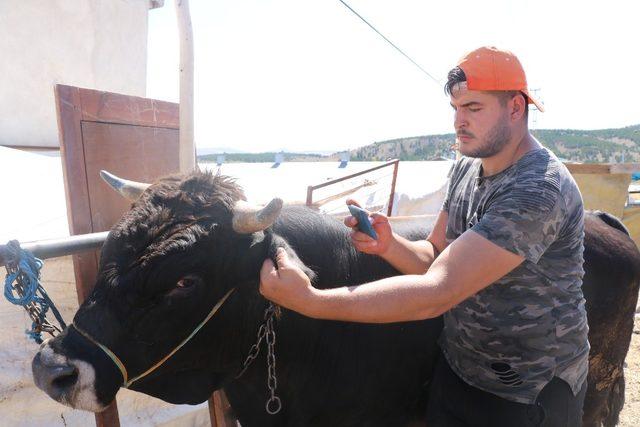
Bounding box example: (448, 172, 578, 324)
(439, 147, 589, 404)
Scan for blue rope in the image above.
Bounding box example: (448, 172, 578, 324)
(4, 252, 43, 305)
(3, 242, 66, 343)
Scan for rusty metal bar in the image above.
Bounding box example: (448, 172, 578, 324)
(311, 183, 371, 208)
(306, 159, 399, 193)
(306, 160, 400, 216)
(0, 231, 109, 267)
(387, 160, 400, 216)
(306, 185, 314, 207)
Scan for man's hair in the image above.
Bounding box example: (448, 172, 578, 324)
(444, 66, 529, 118)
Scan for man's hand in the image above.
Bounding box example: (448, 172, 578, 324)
(259, 247, 318, 316)
(344, 199, 394, 256)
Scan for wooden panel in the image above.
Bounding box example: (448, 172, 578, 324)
(81, 122, 179, 231)
(57, 84, 231, 427)
(55, 85, 182, 427)
(56, 86, 94, 239)
(55, 85, 101, 304)
(95, 402, 121, 427)
(564, 163, 640, 174)
(76, 85, 179, 128)
(209, 391, 236, 427)
(610, 163, 640, 174)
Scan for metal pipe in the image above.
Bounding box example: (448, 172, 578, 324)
(387, 160, 400, 216)
(175, 0, 196, 173)
(0, 231, 109, 267)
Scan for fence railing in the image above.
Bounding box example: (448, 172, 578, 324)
(305, 159, 400, 216)
(0, 232, 108, 267)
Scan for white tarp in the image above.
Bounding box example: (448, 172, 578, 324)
(0, 147, 450, 425)
(202, 159, 452, 217)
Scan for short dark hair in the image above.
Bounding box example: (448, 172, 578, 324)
(444, 66, 467, 97)
(444, 66, 528, 118)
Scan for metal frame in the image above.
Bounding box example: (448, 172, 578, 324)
(306, 159, 400, 216)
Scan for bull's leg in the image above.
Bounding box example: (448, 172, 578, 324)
(602, 372, 625, 427)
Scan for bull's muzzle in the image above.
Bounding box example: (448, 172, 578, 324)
(32, 340, 105, 411)
(32, 350, 79, 402)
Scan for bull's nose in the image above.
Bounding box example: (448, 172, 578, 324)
(32, 352, 79, 401)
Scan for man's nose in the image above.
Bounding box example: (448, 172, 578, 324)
(454, 110, 467, 130)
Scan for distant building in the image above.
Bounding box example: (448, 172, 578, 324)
(339, 151, 350, 168)
(0, 0, 163, 149)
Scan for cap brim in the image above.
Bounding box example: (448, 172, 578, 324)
(522, 89, 544, 112)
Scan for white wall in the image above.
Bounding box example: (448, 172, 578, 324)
(0, 0, 155, 148)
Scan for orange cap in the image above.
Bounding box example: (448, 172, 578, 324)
(457, 46, 544, 112)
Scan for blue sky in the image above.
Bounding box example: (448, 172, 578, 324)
(147, 0, 640, 153)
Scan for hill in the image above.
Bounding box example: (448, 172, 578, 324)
(350, 124, 640, 163)
(196, 124, 640, 163)
(198, 151, 332, 163)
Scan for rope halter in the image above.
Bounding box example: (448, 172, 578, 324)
(72, 288, 235, 388)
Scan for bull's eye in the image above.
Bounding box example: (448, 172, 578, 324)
(165, 275, 202, 298)
(176, 276, 198, 289)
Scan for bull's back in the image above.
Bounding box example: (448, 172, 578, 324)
(274, 206, 430, 286)
(270, 206, 441, 425)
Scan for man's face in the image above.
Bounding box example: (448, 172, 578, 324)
(449, 83, 512, 158)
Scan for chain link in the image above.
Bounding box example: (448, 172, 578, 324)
(235, 303, 282, 415)
(235, 323, 267, 379)
(264, 311, 281, 414)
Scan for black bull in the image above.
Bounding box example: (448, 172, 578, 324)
(31, 173, 640, 426)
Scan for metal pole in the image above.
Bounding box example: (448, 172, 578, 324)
(175, 0, 195, 172)
(0, 232, 109, 267)
(387, 160, 399, 216)
(306, 186, 314, 207)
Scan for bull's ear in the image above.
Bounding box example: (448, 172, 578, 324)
(235, 231, 316, 284)
(267, 234, 317, 283)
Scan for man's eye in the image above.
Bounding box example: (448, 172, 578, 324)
(469, 108, 481, 112)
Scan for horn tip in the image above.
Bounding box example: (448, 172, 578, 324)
(100, 170, 122, 189)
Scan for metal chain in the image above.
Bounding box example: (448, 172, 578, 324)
(235, 322, 268, 379)
(264, 311, 281, 414)
(235, 303, 282, 415)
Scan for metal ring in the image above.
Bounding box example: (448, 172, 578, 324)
(265, 396, 282, 415)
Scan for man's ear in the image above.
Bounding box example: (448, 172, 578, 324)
(510, 93, 527, 122)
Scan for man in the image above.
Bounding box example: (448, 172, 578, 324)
(259, 46, 589, 426)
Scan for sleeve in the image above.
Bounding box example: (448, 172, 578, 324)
(470, 179, 566, 263)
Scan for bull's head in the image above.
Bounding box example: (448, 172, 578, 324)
(31, 171, 312, 411)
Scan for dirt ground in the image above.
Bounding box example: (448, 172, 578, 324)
(618, 306, 640, 426)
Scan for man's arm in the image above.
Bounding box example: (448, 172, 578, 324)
(260, 229, 524, 322)
(347, 210, 449, 275)
(378, 210, 448, 274)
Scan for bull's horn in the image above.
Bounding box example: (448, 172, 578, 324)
(232, 198, 283, 234)
(100, 170, 151, 201)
